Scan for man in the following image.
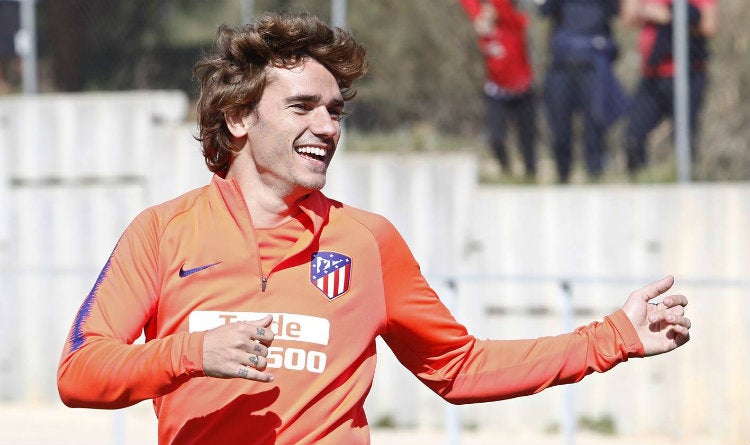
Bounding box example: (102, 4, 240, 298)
(460, 0, 538, 179)
(621, 0, 718, 176)
(58, 11, 691, 445)
(538, 0, 629, 183)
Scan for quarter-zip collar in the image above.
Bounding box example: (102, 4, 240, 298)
(211, 173, 330, 236)
(211, 174, 331, 288)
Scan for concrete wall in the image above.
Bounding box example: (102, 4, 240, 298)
(0, 92, 746, 444)
(456, 184, 749, 442)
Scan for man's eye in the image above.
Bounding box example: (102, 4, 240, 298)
(330, 109, 348, 121)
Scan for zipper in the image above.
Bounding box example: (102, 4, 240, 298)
(261, 276, 268, 292)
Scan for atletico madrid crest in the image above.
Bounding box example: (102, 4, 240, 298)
(310, 251, 352, 300)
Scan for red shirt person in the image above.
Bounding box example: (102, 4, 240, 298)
(461, 0, 534, 93)
(621, 0, 718, 175)
(461, 0, 538, 178)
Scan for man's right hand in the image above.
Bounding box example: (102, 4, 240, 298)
(202, 314, 276, 382)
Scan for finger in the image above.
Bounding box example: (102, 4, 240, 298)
(254, 314, 273, 327)
(650, 310, 692, 328)
(250, 324, 274, 346)
(671, 324, 691, 338)
(671, 314, 691, 329)
(246, 341, 268, 357)
(668, 322, 691, 347)
(648, 303, 685, 323)
(244, 315, 274, 346)
(236, 366, 274, 382)
(662, 294, 688, 308)
(655, 302, 685, 317)
(631, 275, 674, 303)
(665, 304, 685, 317)
(246, 353, 268, 371)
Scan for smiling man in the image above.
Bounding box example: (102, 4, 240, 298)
(223, 58, 345, 225)
(57, 11, 692, 445)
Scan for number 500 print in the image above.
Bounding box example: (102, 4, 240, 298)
(266, 346, 327, 374)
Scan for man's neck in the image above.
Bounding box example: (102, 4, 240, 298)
(246, 193, 306, 229)
(226, 169, 307, 229)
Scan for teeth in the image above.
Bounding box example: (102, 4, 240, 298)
(296, 146, 327, 157)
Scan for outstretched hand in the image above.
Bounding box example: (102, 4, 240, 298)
(621, 275, 691, 357)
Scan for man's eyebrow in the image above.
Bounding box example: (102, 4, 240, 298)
(287, 94, 345, 108)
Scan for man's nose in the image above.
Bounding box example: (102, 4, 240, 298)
(310, 106, 339, 137)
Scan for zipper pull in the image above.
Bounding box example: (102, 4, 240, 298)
(261, 276, 268, 292)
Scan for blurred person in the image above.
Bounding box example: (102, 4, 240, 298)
(57, 11, 691, 445)
(538, 0, 629, 183)
(461, 0, 538, 180)
(0, 0, 20, 94)
(621, 0, 718, 176)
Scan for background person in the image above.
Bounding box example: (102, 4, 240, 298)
(460, 0, 538, 180)
(538, 0, 629, 183)
(58, 11, 692, 445)
(0, 0, 21, 94)
(621, 0, 718, 176)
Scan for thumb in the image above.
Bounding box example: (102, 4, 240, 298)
(631, 275, 674, 303)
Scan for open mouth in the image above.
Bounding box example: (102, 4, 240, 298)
(295, 146, 328, 162)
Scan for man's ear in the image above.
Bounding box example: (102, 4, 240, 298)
(225, 111, 249, 138)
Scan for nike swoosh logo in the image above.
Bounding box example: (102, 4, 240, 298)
(179, 262, 221, 278)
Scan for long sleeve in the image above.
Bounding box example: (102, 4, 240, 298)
(460, 0, 483, 19)
(57, 208, 205, 409)
(460, 0, 528, 28)
(379, 223, 644, 404)
(433, 311, 642, 403)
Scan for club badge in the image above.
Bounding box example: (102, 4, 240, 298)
(310, 251, 352, 300)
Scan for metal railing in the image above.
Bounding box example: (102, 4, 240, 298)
(431, 272, 750, 445)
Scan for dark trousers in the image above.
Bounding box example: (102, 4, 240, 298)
(624, 71, 707, 173)
(486, 91, 537, 176)
(544, 63, 607, 183)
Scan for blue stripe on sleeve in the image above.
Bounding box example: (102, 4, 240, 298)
(68, 256, 113, 352)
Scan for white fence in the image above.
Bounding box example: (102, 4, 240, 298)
(0, 92, 747, 444)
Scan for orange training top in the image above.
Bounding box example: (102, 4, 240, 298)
(58, 175, 644, 444)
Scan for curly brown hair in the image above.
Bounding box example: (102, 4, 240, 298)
(193, 11, 369, 173)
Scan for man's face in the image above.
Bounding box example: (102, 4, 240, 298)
(238, 58, 345, 200)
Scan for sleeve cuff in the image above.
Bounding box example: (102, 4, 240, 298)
(182, 331, 206, 376)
